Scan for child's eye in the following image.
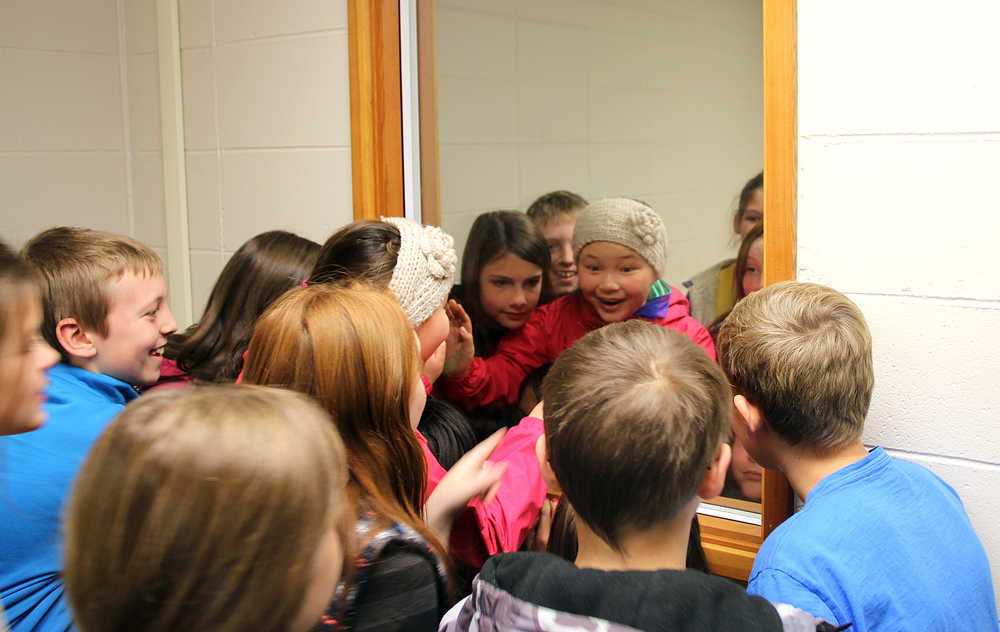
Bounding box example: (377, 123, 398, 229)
(491, 279, 509, 287)
(621, 266, 635, 273)
(146, 308, 159, 319)
(585, 265, 600, 272)
(526, 278, 541, 288)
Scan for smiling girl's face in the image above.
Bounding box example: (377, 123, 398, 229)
(577, 242, 656, 323)
(478, 252, 543, 330)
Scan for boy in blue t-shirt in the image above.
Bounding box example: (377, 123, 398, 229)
(0, 227, 177, 631)
(717, 281, 998, 632)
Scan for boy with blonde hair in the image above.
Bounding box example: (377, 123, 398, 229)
(526, 190, 586, 296)
(718, 281, 998, 631)
(1, 227, 177, 631)
(442, 321, 833, 631)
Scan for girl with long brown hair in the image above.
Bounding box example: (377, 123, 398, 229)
(243, 284, 505, 631)
(154, 230, 320, 388)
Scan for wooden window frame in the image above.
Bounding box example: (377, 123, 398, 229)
(348, 0, 797, 582)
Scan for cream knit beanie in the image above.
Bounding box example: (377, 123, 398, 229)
(382, 217, 457, 327)
(572, 198, 668, 279)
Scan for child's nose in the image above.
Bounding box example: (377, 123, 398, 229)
(511, 287, 527, 307)
(160, 305, 179, 336)
(559, 243, 574, 264)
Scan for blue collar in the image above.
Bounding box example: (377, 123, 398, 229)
(48, 363, 141, 406)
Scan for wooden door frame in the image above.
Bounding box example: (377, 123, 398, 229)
(348, 0, 797, 581)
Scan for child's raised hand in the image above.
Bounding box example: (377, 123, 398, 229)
(423, 428, 508, 544)
(443, 299, 475, 378)
(421, 340, 447, 385)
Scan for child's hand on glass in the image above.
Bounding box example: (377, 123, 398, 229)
(443, 299, 475, 378)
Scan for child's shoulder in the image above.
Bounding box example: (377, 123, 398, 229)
(472, 552, 784, 631)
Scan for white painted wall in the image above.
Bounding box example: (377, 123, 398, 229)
(797, 0, 1000, 607)
(0, 0, 167, 264)
(435, 0, 763, 284)
(177, 0, 354, 320)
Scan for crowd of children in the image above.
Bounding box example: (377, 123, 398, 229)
(0, 175, 997, 632)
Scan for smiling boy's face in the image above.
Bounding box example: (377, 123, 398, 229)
(539, 217, 578, 295)
(577, 241, 656, 323)
(87, 272, 177, 386)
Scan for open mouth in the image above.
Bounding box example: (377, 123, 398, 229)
(556, 270, 577, 280)
(150, 345, 166, 358)
(598, 297, 626, 309)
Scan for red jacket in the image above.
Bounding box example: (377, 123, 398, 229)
(440, 288, 715, 411)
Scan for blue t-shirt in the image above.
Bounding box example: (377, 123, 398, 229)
(748, 447, 998, 631)
(0, 364, 138, 632)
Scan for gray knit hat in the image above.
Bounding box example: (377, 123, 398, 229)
(382, 217, 457, 327)
(572, 198, 668, 279)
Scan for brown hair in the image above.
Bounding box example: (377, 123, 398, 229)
(733, 171, 764, 233)
(717, 281, 873, 449)
(64, 385, 348, 632)
(707, 222, 764, 338)
(242, 284, 449, 567)
(526, 190, 586, 226)
(308, 220, 399, 288)
(166, 231, 320, 382)
(22, 226, 162, 363)
(542, 320, 730, 549)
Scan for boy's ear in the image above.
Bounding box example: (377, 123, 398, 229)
(55, 317, 97, 360)
(733, 394, 765, 435)
(535, 435, 561, 494)
(698, 442, 732, 501)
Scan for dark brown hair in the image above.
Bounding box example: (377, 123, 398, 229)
(22, 227, 162, 363)
(733, 171, 764, 233)
(526, 190, 586, 225)
(64, 385, 348, 632)
(166, 231, 319, 382)
(458, 211, 551, 352)
(717, 281, 873, 449)
(242, 284, 450, 570)
(543, 321, 730, 549)
(308, 220, 400, 288)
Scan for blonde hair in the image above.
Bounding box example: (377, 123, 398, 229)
(543, 321, 730, 549)
(717, 281, 873, 449)
(243, 284, 449, 563)
(64, 385, 348, 632)
(22, 226, 162, 362)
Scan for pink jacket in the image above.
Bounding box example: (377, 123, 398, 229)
(145, 357, 192, 392)
(417, 416, 546, 568)
(439, 288, 715, 411)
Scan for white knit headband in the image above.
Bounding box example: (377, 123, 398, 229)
(382, 217, 457, 327)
